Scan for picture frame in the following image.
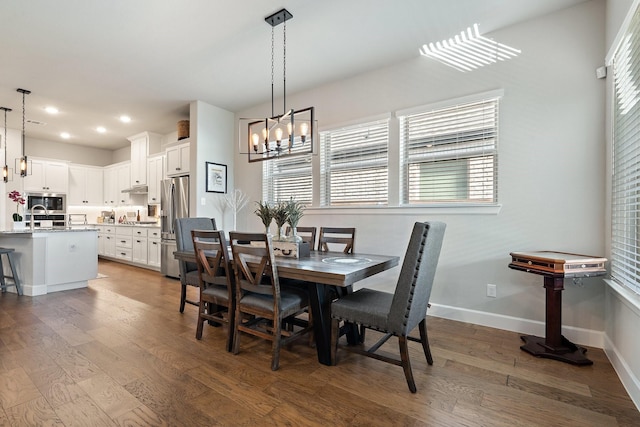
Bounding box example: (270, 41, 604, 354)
(206, 162, 227, 193)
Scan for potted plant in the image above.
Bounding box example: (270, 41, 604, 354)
(286, 198, 305, 242)
(8, 190, 26, 230)
(272, 201, 289, 241)
(255, 201, 273, 236)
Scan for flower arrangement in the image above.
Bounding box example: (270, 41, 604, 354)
(272, 202, 289, 241)
(254, 198, 306, 241)
(8, 190, 25, 221)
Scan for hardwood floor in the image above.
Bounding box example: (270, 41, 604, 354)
(0, 259, 638, 426)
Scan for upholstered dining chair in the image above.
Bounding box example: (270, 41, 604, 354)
(192, 229, 235, 352)
(229, 231, 312, 371)
(286, 226, 317, 249)
(318, 227, 355, 253)
(330, 221, 446, 393)
(175, 217, 216, 312)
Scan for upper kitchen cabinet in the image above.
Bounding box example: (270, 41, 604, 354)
(104, 161, 131, 206)
(69, 165, 103, 205)
(127, 131, 162, 187)
(24, 159, 69, 193)
(166, 140, 190, 177)
(147, 154, 164, 204)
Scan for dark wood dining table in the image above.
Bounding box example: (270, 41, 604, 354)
(174, 249, 399, 365)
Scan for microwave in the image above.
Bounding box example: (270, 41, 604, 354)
(26, 193, 66, 213)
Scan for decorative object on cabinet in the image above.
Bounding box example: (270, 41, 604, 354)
(239, 8, 315, 163)
(206, 162, 227, 193)
(16, 88, 31, 177)
(0, 106, 12, 182)
(177, 120, 189, 140)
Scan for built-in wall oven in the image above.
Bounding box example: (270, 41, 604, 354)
(25, 193, 66, 227)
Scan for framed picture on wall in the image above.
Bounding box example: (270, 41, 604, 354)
(206, 162, 227, 193)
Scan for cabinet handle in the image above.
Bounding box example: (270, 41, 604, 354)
(176, 167, 181, 171)
(120, 240, 126, 243)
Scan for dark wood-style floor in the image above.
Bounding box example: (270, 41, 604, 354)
(0, 259, 638, 426)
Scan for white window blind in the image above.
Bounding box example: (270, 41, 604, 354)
(611, 4, 640, 294)
(399, 97, 499, 204)
(320, 119, 389, 206)
(262, 145, 312, 204)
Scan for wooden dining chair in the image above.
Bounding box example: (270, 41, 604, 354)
(286, 226, 317, 249)
(175, 217, 216, 312)
(229, 232, 312, 371)
(318, 227, 355, 253)
(330, 221, 446, 393)
(192, 229, 235, 352)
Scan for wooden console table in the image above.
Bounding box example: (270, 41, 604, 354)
(508, 251, 607, 366)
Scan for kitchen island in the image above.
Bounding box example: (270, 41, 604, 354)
(0, 227, 98, 296)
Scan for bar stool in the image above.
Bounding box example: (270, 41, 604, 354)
(0, 248, 22, 296)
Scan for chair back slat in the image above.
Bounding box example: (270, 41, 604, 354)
(389, 221, 446, 335)
(191, 229, 230, 289)
(229, 232, 280, 297)
(318, 227, 355, 253)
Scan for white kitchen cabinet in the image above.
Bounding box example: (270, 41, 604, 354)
(147, 227, 161, 269)
(128, 131, 162, 187)
(101, 225, 116, 257)
(166, 141, 190, 177)
(147, 154, 164, 204)
(115, 226, 133, 261)
(24, 159, 69, 193)
(69, 165, 103, 205)
(116, 163, 131, 205)
(103, 162, 131, 206)
(132, 227, 148, 264)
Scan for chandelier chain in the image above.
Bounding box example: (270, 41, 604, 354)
(271, 25, 275, 117)
(283, 19, 286, 113)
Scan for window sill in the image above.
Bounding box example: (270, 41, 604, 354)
(305, 204, 502, 215)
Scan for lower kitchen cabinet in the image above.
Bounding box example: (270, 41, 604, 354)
(98, 225, 160, 271)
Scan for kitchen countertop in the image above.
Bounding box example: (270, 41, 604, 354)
(0, 227, 99, 234)
(94, 222, 160, 228)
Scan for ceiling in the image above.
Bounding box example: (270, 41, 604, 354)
(0, 0, 588, 150)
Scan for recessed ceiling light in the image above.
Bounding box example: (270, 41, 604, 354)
(45, 106, 58, 114)
(120, 115, 131, 123)
(96, 126, 106, 133)
(60, 132, 70, 139)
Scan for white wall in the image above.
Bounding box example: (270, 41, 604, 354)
(190, 100, 235, 227)
(233, 0, 607, 343)
(26, 138, 114, 166)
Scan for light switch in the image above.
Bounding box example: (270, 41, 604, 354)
(201, 197, 206, 206)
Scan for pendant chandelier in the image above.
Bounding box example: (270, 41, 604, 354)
(0, 106, 11, 182)
(16, 88, 31, 177)
(243, 8, 315, 163)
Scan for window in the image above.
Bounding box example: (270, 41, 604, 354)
(611, 5, 640, 294)
(320, 119, 389, 206)
(262, 145, 312, 204)
(399, 96, 499, 204)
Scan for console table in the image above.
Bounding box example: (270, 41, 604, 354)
(509, 251, 607, 366)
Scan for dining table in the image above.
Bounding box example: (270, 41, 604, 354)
(174, 249, 400, 366)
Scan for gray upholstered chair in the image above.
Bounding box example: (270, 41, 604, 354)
(229, 231, 312, 371)
(192, 229, 235, 352)
(330, 221, 446, 393)
(175, 217, 216, 312)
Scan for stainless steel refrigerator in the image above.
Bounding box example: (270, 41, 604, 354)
(160, 176, 189, 278)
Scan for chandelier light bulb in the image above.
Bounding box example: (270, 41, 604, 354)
(251, 133, 260, 152)
(300, 122, 309, 142)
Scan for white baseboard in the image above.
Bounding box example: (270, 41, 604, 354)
(428, 303, 604, 348)
(603, 334, 640, 411)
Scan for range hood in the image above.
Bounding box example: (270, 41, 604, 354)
(121, 185, 148, 194)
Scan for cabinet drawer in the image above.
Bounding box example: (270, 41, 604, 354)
(116, 236, 132, 249)
(115, 247, 132, 261)
(147, 228, 161, 239)
(103, 226, 116, 234)
(116, 227, 133, 237)
(132, 227, 148, 238)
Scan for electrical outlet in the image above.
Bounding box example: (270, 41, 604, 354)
(487, 284, 497, 298)
(201, 197, 206, 206)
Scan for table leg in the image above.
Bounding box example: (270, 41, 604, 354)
(520, 276, 592, 365)
(307, 282, 332, 366)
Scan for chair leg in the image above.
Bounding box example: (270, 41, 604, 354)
(195, 301, 206, 340)
(399, 336, 417, 393)
(418, 318, 433, 365)
(271, 317, 282, 371)
(232, 304, 242, 355)
(330, 318, 340, 365)
(226, 305, 235, 353)
(179, 282, 187, 312)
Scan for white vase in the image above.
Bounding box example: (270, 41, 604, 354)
(12, 221, 26, 231)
